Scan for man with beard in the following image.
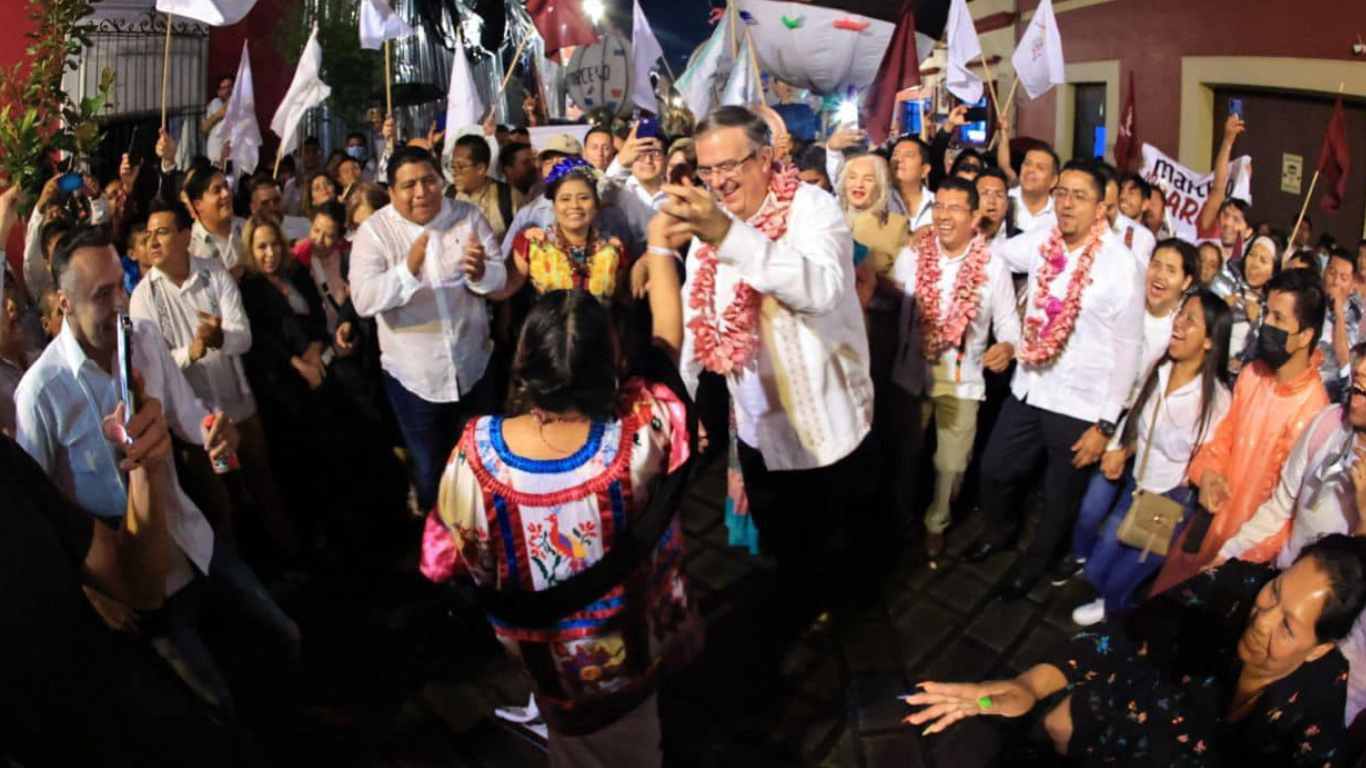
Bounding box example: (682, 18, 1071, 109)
(1153, 268, 1329, 593)
(965, 161, 1145, 600)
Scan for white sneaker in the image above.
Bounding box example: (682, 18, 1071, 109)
(495, 694, 540, 724)
(1071, 598, 1106, 627)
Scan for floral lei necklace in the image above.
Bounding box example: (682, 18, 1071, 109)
(688, 163, 801, 375)
(914, 233, 993, 359)
(1018, 219, 1109, 366)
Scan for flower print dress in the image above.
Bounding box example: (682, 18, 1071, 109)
(512, 226, 629, 303)
(433, 380, 701, 735)
(1047, 559, 1347, 767)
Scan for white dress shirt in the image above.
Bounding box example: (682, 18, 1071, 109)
(189, 217, 246, 272)
(992, 226, 1146, 424)
(1009, 188, 1057, 233)
(890, 238, 1022, 401)
(349, 200, 506, 403)
(1115, 360, 1231, 494)
(890, 186, 935, 234)
(129, 257, 257, 424)
(680, 183, 873, 471)
(205, 97, 227, 169)
(15, 319, 214, 594)
(1211, 404, 1366, 724)
(1114, 212, 1156, 265)
(601, 159, 664, 247)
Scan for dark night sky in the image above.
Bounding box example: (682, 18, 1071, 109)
(618, 0, 716, 71)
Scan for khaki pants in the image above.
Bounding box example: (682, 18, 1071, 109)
(918, 395, 980, 535)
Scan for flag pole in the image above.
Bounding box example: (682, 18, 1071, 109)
(496, 33, 535, 100)
(161, 15, 174, 130)
(746, 28, 762, 100)
(728, 2, 740, 60)
(384, 40, 394, 150)
(988, 79, 1020, 151)
(977, 53, 1002, 115)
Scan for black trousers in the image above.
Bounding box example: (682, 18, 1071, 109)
(737, 433, 881, 618)
(978, 394, 1094, 580)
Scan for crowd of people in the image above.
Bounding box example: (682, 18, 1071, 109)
(4, 70, 1366, 766)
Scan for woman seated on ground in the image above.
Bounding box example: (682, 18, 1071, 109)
(1068, 290, 1233, 627)
(425, 289, 701, 767)
(906, 534, 1366, 767)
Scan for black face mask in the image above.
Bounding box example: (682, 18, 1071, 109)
(1256, 324, 1294, 370)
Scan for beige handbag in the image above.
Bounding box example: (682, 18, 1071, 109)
(1115, 391, 1187, 561)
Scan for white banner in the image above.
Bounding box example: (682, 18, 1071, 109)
(1139, 143, 1253, 243)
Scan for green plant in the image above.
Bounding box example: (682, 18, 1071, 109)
(277, 0, 385, 137)
(0, 0, 116, 205)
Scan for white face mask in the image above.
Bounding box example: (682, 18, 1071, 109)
(346, 146, 365, 160)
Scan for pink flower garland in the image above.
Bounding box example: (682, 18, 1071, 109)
(689, 164, 801, 375)
(1018, 219, 1110, 366)
(914, 233, 993, 359)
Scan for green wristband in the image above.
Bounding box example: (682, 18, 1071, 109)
(977, 695, 994, 709)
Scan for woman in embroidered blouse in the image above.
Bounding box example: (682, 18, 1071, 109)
(906, 534, 1366, 767)
(430, 290, 700, 766)
(1068, 291, 1233, 627)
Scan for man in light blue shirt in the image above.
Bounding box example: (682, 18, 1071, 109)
(15, 225, 299, 722)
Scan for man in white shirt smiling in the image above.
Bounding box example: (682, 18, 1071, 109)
(996, 123, 1060, 234)
(131, 199, 292, 554)
(657, 106, 876, 624)
(966, 160, 1145, 600)
(350, 145, 505, 512)
(892, 177, 1021, 562)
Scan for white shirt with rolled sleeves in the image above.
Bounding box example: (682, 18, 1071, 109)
(15, 319, 213, 595)
(129, 257, 257, 424)
(679, 183, 874, 472)
(602, 158, 667, 246)
(189, 217, 246, 273)
(1212, 404, 1366, 724)
(1009, 188, 1057, 233)
(890, 238, 1022, 401)
(991, 226, 1145, 425)
(349, 200, 505, 404)
(1109, 360, 1231, 494)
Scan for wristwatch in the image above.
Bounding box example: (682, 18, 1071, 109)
(1095, 420, 1118, 438)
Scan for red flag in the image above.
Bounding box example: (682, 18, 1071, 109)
(526, 0, 597, 62)
(1316, 96, 1350, 212)
(860, 1, 920, 145)
(1113, 71, 1137, 172)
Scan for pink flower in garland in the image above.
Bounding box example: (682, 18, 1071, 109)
(914, 233, 994, 359)
(1018, 219, 1109, 366)
(689, 164, 801, 375)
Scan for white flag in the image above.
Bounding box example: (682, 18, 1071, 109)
(223, 41, 261, 175)
(944, 0, 983, 105)
(1011, 0, 1065, 100)
(155, 0, 256, 26)
(271, 26, 331, 159)
(442, 36, 485, 162)
(630, 0, 665, 110)
(359, 0, 414, 50)
(676, 10, 733, 118)
(721, 36, 762, 107)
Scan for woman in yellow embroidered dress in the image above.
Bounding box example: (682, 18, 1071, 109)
(506, 158, 630, 304)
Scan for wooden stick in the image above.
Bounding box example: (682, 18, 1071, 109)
(728, 1, 739, 60)
(1287, 170, 1320, 263)
(746, 28, 762, 104)
(497, 33, 534, 99)
(1000, 79, 1020, 120)
(384, 40, 394, 150)
(160, 15, 174, 130)
(978, 53, 1001, 114)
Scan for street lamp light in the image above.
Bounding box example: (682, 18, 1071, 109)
(583, 0, 606, 26)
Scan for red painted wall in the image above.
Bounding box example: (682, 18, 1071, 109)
(1013, 0, 1366, 162)
(0, 9, 40, 282)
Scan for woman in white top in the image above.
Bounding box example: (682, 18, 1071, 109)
(1070, 290, 1233, 626)
(1135, 239, 1197, 399)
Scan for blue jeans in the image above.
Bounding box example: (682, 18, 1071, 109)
(385, 371, 494, 513)
(145, 536, 301, 722)
(1074, 468, 1195, 612)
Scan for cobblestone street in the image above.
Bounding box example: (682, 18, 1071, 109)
(274, 454, 1090, 767)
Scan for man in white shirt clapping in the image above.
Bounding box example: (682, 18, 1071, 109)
(966, 160, 1145, 600)
(349, 146, 505, 512)
(892, 177, 1022, 562)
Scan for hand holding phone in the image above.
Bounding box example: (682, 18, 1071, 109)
(1229, 98, 1244, 118)
(637, 116, 659, 139)
(116, 314, 137, 444)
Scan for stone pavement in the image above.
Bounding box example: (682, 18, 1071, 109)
(275, 454, 1093, 767)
